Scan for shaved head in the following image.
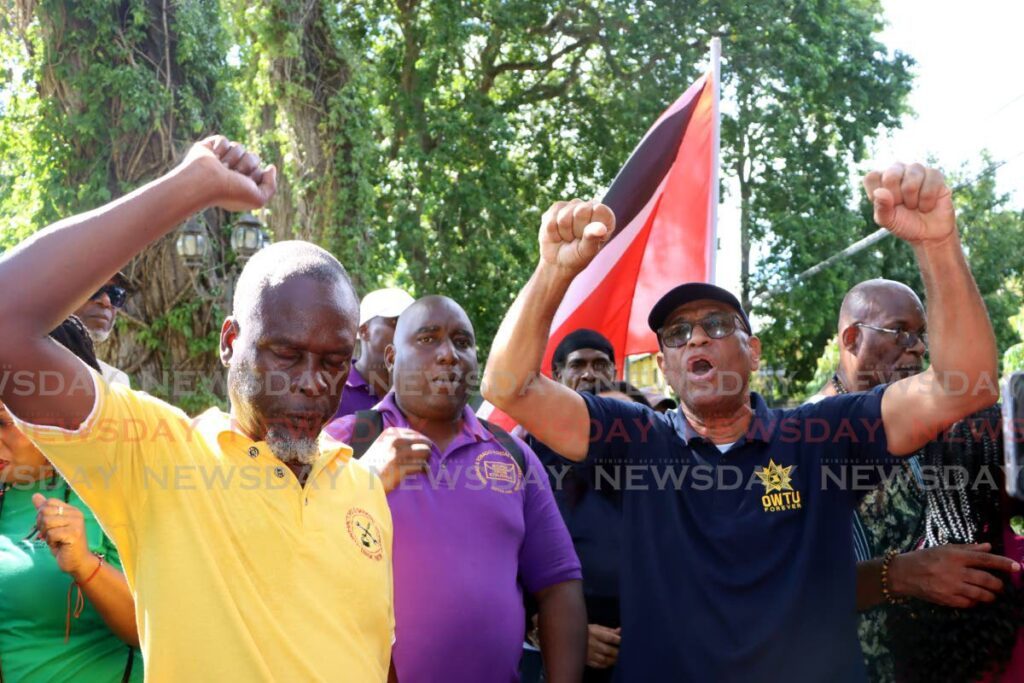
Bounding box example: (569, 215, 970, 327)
(836, 278, 927, 391)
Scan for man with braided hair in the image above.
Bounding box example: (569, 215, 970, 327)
(812, 278, 1022, 682)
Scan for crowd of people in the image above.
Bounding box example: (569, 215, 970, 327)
(0, 135, 1022, 682)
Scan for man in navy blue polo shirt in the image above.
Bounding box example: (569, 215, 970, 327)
(482, 163, 1002, 681)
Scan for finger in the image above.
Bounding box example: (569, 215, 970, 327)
(572, 201, 594, 239)
(593, 628, 622, 645)
(870, 187, 896, 228)
(958, 583, 997, 605)
(962, 568, 1005, 593)
(576, 221, 610, 263)
(556, 200, 581, 244)
(963, 550, 1021, 573)
(918, 167, 947, 214)
(542, 201, 568, 244)
(210, 136, 232, 158)
(591, 640, 618, 658)
(900, 163, 926, 211)
(235, 151, 261, 178)
(42, 526, 77, 547)
(880, 163, 906, 208)
(257, 164, 277, 201)
(862, 170, 883, 200)
(590, 202, 616, 234)
(36, 515, 74, 533)
(221, 142, 246, 169)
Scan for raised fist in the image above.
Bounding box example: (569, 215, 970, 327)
(181, 135, 278, 212)
(863, 163, 955, 244)
(539, 199, 615, 275)
(360, 427, 433, 493)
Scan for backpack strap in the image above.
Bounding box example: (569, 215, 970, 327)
(479, 419, 528, 476)
(350, 410, 384, 459)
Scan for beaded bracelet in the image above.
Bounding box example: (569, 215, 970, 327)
(881, 549, 906, 606)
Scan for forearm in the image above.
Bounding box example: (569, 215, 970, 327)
(536, 579, 587, 683)
(913, 232, 997, 402)
(483, 263, 574, 405)
(0, 163, 211, 341)
(71, 557, 139, 647)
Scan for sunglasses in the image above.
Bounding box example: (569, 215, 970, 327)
(90, 284, 128, 309)
(853, 323, 927, 349)
(658, 314, 747, 348)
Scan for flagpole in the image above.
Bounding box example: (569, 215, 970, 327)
(709, 37, 722, 285)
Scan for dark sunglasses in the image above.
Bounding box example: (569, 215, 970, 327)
(90, 284, 128, 309)
(853, 323, 927, 349)
(658, 314, 747, 348)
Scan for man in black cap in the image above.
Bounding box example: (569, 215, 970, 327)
(530, 329, 623, 680)
(483, 163, 1004, 681)
(72, 271, 131, 386)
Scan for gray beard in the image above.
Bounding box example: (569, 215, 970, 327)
(228, 363, 320, 466)
(88, 327, 111, 344)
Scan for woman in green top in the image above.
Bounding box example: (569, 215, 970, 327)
(0, 316, 141, 682)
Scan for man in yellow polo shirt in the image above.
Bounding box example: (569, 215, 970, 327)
(0, 136, 394, 681)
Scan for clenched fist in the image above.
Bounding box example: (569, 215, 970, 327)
(539, 199, 615, 275)
(180, 135, 278, 213)
(361, 427, 433, 493)
(863, 163, 955, 244)
(31, 493, 94, 578)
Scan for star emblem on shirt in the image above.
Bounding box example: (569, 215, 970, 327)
(754, 459, 795, 493)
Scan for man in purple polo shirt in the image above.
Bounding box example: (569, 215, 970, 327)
(334, 287, 415, 419)
(327, 295, 586, 682)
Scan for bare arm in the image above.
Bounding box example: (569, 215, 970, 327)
(482, 200, 614, 460)
(0, 137, 275, 428)
(535, 579, 587, 683)
(865, 165, 999, 454)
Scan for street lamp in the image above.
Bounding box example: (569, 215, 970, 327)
(175, 219, 209, 268)
(230, 213, 268, 262)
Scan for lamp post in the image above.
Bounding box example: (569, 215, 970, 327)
(230, 213, 269, 263)
(175, 219, 210, 268)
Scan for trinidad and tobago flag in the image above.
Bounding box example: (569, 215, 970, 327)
(480, 45, 721, 428)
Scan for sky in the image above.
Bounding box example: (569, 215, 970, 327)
(716, 0, 1024, 293)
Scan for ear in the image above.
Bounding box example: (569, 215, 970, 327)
(384, 344, 396, 371)
(357, 322, 370, 342)
(220, 317, 240, 367)
(840, 325, 860, 352)
(656, 351, 666, 374)
(552, 365, 562, 381)
(748, 336, 762, 372)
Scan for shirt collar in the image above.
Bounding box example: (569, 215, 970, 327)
(375, 393, 492, 444)
(346, 366, 369, 390)
(668, 392, 775, 447)
(194, 407, 353, 465)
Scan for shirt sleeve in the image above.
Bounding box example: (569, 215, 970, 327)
(517, 438, 582, 594)
(10, 367, 190, 560)
(325, 414, 357, 443)
(579, 392, 653, 465)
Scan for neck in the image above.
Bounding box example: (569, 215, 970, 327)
(404, 410, 464, 454)
(5, 465, 58, 487)
(835, 367, 869, 393)
(355, 357, 390, 398)
(680, 401, 754, 445)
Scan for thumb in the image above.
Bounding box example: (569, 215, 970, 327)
(871, 187, 896, 228)
(578, 221, 609, 261)
(32, 493, 47, 509)
(259, 164, 278, 200)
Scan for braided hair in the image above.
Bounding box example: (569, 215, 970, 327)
(48, 315, 101, 372)
(889, 405, 1024, 683)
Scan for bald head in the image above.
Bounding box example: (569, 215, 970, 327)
(836, 278, 927, 391)
(233, 241, 357, 325)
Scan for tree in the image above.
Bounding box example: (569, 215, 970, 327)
(1, 0, 240, 411)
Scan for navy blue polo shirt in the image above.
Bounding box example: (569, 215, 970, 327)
(581, 386, 893, 683)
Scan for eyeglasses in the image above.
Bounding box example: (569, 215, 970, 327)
(90, 284, 128, 309)
(854, 323, 927, 349)
(658, 314, 748, 348)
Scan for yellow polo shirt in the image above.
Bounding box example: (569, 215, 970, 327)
(15, 369, 394, 682)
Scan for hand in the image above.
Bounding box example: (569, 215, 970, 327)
(889, 543, 1021, 608)
(31, 493, 93, 577)
(586, 624, 621, 669)
(181, 135, 278, 212)
(361, 427, 433, 493)
(863, 163, 955, 244)
(539, 199, 614, 276)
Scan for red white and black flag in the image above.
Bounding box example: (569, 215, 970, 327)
(480, 41, 721, 426)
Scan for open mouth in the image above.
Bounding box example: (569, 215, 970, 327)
(687, 356, 716, 380)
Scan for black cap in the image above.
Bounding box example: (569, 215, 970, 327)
(551, 329, 615, 373)
(647, 282, 751, 334)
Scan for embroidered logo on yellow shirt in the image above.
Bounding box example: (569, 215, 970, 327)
(754, 459, 802, 512)
(346, 508, 384, 560)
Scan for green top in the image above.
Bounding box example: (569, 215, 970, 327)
(0, 479, 142, 682)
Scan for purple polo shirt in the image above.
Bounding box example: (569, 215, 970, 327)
(326, 394, 581, 683)
(332, 366, 380, 420)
